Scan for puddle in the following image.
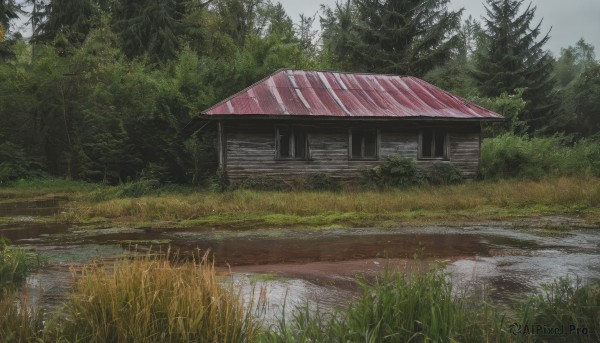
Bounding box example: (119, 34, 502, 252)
(234, 274, 356, 325)
(2, 201, 600, 323)
(0, 198, 66, 217)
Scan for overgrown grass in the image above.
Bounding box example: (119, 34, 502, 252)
(51, 252, 257, 342)
(516, 277, 600, 342)
(59, 177, 600, 227)
(262, 272, 600, 343)
(261, 269, 510, 342)
(1, 256, 598, 342)
(0, 238, 45, 291)
(0, 294, 44, 342)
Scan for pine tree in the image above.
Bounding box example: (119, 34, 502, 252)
(0, 0, 23, 59)
(321, 0, 462, 77)
(33, 0, 97, 46)
(113, 0, 192, 63)
(474, 0, 557, 132)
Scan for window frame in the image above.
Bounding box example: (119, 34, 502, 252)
(348, 128, 380, 161)
(418, 128, 449, 160)
(275, 126, 309, 160)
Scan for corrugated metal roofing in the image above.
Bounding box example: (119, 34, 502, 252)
(202, 69, 504, 120)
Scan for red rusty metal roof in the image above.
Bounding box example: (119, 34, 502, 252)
(202, 69, 504, 120)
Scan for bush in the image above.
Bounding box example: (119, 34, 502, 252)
(211, 168, 230, 192)
(362, 156, 420, 188)
(427, 163, 463, 185)
(481, 133, 600, 179)
(303, 173, 340, 191)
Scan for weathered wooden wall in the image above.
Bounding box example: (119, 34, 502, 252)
(220, 120, 481, 181)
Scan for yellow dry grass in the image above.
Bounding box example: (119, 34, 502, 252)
(61, 177, 600, 226)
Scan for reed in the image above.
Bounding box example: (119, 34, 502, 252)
(261, 269, 513, 343)
(0, 293, 44, 342)
(56, 252, 257, 343)
(0, 238, 45, 291)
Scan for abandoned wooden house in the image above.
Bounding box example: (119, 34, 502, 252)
(200, 69, 503, 182)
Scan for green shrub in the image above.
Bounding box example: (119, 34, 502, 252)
(427, 163, 463, 185)
(303, 173, 340, 191)
(481, 133, 600, 179)
(362, 156, 420, 188)
(213, 167, 230, 192)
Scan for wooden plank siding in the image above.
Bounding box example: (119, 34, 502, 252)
(221, 120, 481, 181)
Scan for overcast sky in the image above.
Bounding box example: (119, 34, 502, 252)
(280, 0, 600, 56)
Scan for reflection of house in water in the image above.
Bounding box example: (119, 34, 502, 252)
(200, 69, 503, 182)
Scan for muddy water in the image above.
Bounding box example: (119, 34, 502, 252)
(2, 200, 600, 322)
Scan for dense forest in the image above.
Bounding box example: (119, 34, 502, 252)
(0, 0, 599, 185)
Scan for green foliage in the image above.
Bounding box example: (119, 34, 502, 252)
(469, 88, 527, 135)
(0, 140, 44, 183)
(118, 179, 161, 198)
(571, 62, 600, 136)
(481, 133, 600, 179)
(427, 163, 463, 185)
(362, 156, 420, 188)
(303, 173, 340, 192)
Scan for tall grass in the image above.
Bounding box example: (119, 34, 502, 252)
(54, 252, 257, 342)
(61, 177, 600, 225)
(0, 258, 597, 342)
(516, 277, 600, 343)
(261, 269, 511, 343)
(0, 294, 44, 342)
(0, 238, 45, 291)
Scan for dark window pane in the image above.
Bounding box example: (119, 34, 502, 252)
(422, 130, 433, 158)
(364, 132, 377, 157)
(295, 130, 306, 158)
(434, 131, 445, 157)
(352, 133, 362, 158)
(279, 128, 290, 157)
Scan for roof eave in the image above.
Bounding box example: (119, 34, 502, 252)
(198, 114, 505, 122)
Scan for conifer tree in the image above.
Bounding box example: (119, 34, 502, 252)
(0, 0, 22, 59)
(321, 0, 462, 77)
(474, 0, 557, 132)
(112, 0, 181, 63)
(33, 0, 97, 46)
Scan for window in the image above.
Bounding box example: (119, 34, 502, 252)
(420, 129, 447, 159)
(349, 129, 378, 159)
(276, 127, 308, 159)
